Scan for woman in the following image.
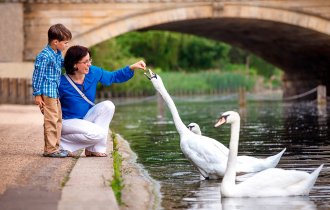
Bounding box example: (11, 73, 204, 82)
(59, 45, 146, 157)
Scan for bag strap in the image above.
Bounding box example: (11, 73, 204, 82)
(64, 73, 95, 106)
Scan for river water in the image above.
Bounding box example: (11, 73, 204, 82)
(110, 97, 330, 210)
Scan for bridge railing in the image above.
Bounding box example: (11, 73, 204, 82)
(283, 85, 327, 106)
(0, 77, 327, 106)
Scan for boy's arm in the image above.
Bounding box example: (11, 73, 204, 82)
(32, 56, 48, 112)
(32, 56, 48, 96)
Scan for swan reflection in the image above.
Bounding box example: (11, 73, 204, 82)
(185, 180, 317, 210)
(186, 180, 221, 210)
(222, 196, 316, 210)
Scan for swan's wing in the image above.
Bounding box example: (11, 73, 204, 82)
(237, 168, 310, 193)
(236, 148, 286, 172)
(181, 134, 229, 174)
(188, 135, 229, 161)
(200, 135, 229, 155)
(236, 156, 264, 172)
(237, 155, 263, 164)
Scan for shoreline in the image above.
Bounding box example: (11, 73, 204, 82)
(116, 133, 162, 210)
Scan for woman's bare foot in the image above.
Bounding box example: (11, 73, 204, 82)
(91, 152, 107, 157)
(85, 150, 107, 157)
(85, 150, 92, 157)
(67, 151, 78, 157)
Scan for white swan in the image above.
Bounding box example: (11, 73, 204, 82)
(145, 69, 282, 179)
(187, 122, 287, 173)
(187, 123, 202, 135)
(216, 111, 323, 197)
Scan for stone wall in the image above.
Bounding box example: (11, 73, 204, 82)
(0, 63, 34, 78)
(0, 3, 24, 62)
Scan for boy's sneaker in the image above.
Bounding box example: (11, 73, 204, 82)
(43, 149, 68, 158)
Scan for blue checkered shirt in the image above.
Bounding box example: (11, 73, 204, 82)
(32, 45, 64, 98)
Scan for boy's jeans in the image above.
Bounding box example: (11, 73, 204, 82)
(42, 95, 62, 154)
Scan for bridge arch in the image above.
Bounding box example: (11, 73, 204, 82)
(73, 4, 330, 49)
(71, 4, 213, 48)
(70, 3, 330, 98)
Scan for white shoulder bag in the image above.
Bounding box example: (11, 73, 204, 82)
(64, 73, 95, 106)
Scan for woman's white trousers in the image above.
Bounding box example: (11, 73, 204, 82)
(60, 101, 115, 153)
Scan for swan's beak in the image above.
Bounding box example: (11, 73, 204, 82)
(144, 68, 157, 80)
(143, 72, 151, 80)
(187, 125, 194, 131)
(214, 117, 226, 127)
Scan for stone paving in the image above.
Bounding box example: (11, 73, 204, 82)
(0, 104, 155, 210)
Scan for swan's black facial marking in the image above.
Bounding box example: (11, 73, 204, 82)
(187, 125, 195, 131)
(222, 114, 230, 121)
(217, 114, 229, 123)
(150, 73, 157, 79)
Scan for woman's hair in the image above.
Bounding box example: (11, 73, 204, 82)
(64, 45, 91, 75)
(48, 23, 72, 43)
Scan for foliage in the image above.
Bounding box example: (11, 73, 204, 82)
(90, 30, 283, 95)
(98, 69, 256, 97)
(161, 70, 256, 94)
(90, 38, 139, 70)
(178, 34, 229, 71)
(115, 31, 230, 72)
(227, 47, 280, 79)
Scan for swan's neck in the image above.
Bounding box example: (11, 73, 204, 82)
(223, 121, 240, 188)
(157, 85, 189, 135)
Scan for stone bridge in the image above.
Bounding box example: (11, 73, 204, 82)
(1, 0, 330, 97)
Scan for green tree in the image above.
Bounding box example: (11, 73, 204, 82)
(89, 30, 282, 96)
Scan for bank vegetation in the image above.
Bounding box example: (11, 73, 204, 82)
(91, 31, 282, 97)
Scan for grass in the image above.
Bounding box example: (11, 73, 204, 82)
(61, 175, 70, 189)
(99, 69, 275, 97)
(110, 131, 124, 205)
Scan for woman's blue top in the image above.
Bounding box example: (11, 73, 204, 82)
(59, 65, 134, 119)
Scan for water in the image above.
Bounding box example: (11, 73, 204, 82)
(110, 97, 330, 210)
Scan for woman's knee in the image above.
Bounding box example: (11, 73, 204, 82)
(86, 130, 108, 142)
(102, 100, 115, 113)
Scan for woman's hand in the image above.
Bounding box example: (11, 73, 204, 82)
(129, 60, 146, 71)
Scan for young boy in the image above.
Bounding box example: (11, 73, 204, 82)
(32, 23, 72, 157)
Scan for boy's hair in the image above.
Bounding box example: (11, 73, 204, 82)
(64, 45, 91, 75)
(48, 24, 72, 43)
